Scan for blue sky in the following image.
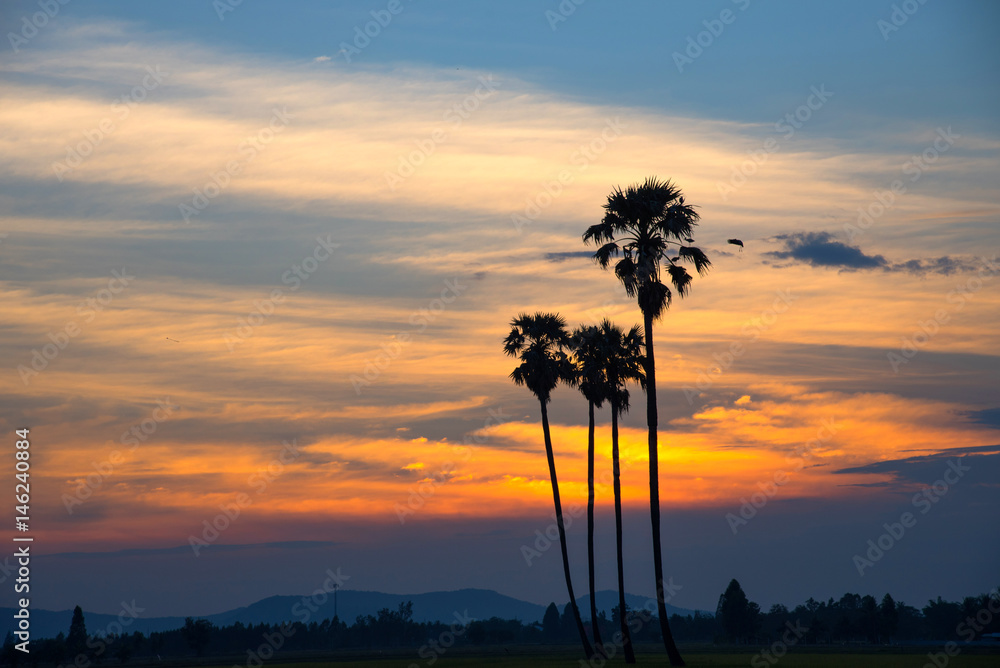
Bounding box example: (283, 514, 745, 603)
(27, 0, 997, 132)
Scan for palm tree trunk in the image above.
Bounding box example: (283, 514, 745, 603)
(612, 401, 636, 664)
(643, 312, 685, 666)
(587, 400, 605, 655)
(540, 400, 595, 659)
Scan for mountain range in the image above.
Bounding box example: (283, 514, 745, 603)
(3, 589, 709, 640)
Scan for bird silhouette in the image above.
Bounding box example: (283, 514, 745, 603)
(727, 238, 744, 251)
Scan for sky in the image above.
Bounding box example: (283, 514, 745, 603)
(1, 0, 998, 620)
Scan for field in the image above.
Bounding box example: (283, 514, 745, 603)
(159, 643, 1000, 668)
(256, 654, 996, 668)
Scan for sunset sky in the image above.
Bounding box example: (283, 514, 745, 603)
(2, 1, 998, 619)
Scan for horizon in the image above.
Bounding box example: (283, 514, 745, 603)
(2, 0, 998, 634)
(13, 584, 717, 620)
(11, 581, 998, 636)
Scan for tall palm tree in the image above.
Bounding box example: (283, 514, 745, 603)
(569, 324, 608, 656)
(583, 177, 712, 667)
(596, 319, 645, 664)
(503, 312, 594, 660)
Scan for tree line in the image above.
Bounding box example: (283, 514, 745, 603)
(3, 582, 997, 666)
(712, 579, 1000, 646)
(1, 603, 538, 666)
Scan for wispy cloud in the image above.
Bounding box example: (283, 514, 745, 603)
(544, 251, 594, 262)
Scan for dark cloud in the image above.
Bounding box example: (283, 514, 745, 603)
(833, 445, 1000, 492)
(765, 232, 887, 270)
(961, 408, 1000, 429)
(765, 231, 992, 275)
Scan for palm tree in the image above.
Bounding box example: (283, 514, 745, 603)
(504, 312, 594, 660)
(569, 324, 608, 656)
(596, 319, 645, 664)
(583, 177, 712, 667)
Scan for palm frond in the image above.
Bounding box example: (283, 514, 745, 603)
(503, 312, 573, 404)
(678, 245, 712, 275)
(638, 281, 671, 320)
(593, 242, 620, 268)
(592, 319, 646, 417)
(666, 264, 692, 298)
(613, 257, 639, 297)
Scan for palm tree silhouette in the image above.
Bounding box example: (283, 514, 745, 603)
(569, 324, 609, 656)
(596, 319, 645, 664)
(503, 312, 595, 660)
(583, 177, 711, 667)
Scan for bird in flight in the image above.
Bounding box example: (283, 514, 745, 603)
(727, 238, 744, 251)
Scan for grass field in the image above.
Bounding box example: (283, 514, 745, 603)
(254, 656, 997, 668)
(255, 655, 998, 668)
(168, 643, 1000, 668)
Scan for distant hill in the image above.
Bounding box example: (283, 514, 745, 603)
(576, 591, 705, 621)
(2, 588, 708, 639)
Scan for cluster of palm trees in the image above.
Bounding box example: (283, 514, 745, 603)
(504, 178, 737, 666)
